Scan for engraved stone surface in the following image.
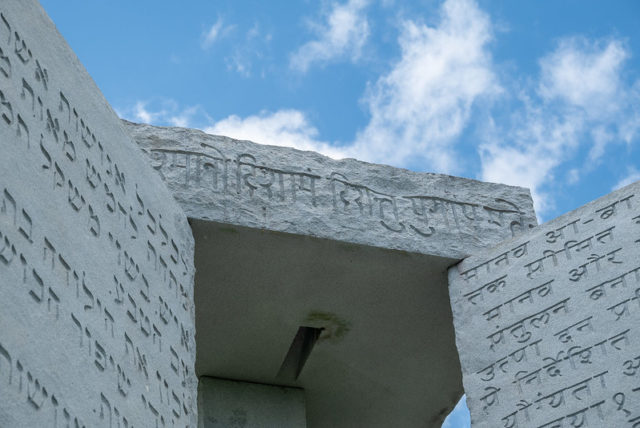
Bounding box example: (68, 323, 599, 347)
(124, 121, 539, 427)
(125, 120, 537, 260)
(0, 2, 196, 427)
(448, 181, 640, 428)
(198, 377, 306, 428)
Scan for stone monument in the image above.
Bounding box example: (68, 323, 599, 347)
(449, 181, 640, 427)
(126, 121, 538, 427)
(0, 1, 197, 427)
(0, 1, 557, 426)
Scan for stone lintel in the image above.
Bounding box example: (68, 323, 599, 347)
(125, 120, 537, 260)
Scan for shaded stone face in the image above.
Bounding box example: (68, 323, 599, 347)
(127, 121, 538, 427)
(125, 120, 537, 260)
(198, 377, 306, 428)
(449, 181, 640, 428)
(0, 2, 196, 427)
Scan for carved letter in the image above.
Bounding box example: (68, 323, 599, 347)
(47, 288, 60, 319)
(85, 159, 101, 189)
(88, 204, 100, 237)
(62, 131, 75, 161)
(113, 275, 124, 305)
(0, 14, 10, 46)
(80, 119, 96, 149)
(126, 294, 138, 324)
(67, 180, 85, 211)
(18, 209, 33, 243)
(0, 46, 10, 78)
(0, 233, 17, 266)
(58, 92, 70, 123)
(34, 60, 48, 90)
(1, 188, 16, 223)
(81, 280, 94, 312)
(94, 341, 107, 372)
(0, 341, 12, 385)
(13, 31, 32, 64)
(0, 89, 13, 125)
(124, 251, 139, 281)
(20, 78, 34, 113)
(26, 372, 48, 409)
(117, 365, 131, 397)
(43, 237, 56, 269)
(16, 114, 29, 147)
(27, 268, 44, 303)
(45, 109, 59, 142)
(100, 393, 112, 428)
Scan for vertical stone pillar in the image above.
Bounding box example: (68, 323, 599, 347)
(0, 1, 197, 426)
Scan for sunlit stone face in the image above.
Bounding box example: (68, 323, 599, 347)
(449, 181, 640, 428)
(0, 2, 196, 427)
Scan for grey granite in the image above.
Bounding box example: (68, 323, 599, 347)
(0, 1, 196, 427)
(198, 377, 306, 428)
(125, 120, 537, 259)
(448, 181, 640, 427)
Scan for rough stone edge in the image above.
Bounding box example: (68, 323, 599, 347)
(124, 120, 538, 261)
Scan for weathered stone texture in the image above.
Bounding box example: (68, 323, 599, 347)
(0, 2, 196, 427)
(449, 181, 640, 427)
(125, 121, 537, 259)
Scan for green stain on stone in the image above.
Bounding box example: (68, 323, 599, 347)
(304, 311, 351, 343)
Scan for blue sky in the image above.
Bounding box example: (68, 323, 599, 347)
(39, 1, 640, 426)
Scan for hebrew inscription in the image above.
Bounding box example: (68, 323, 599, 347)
(126, 122, 538, 259)
(0, 2, 196, 427)
(449, 181, 640, 427)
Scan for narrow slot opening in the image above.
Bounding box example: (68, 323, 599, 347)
(276, 326, 323, 381)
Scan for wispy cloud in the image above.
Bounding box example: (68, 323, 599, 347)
(204, 110, 349, 159)
(613, 167, 640, 190)
(122, 0, 640, 219)
(120, 101, 347, 158)
(201, 17, 234, 50)
(122, 0, 499, 170)
(290, 0, 371, 72)
(539, 38, 628, 115)
(479, 37, 638, 214)
(224, 23, 273, 78)
(119, 99, 213, 129)
(351, 0, 499, 171)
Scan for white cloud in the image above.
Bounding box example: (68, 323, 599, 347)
(204, 110, 349, 159)
(119, 99, 213, 129)
(124, 0, 498, 171)
(126, 0, 499, 170)
(350, 0, 499, 171)
(131, 101, 156, 124)
(613, 167, 640, 190)
(566, 168, 580, 185)
(480, 106, 583, 214)
(121, 101, 348, 158)
(290, 0, 371, 72)
(539, 38, 627, 116)
(480, 36, 636, 215)
(201, 17, 234, 50)
(224, 23, 273, 78)
(122, 1, 640, 220)
(210, 0, 499, 169)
